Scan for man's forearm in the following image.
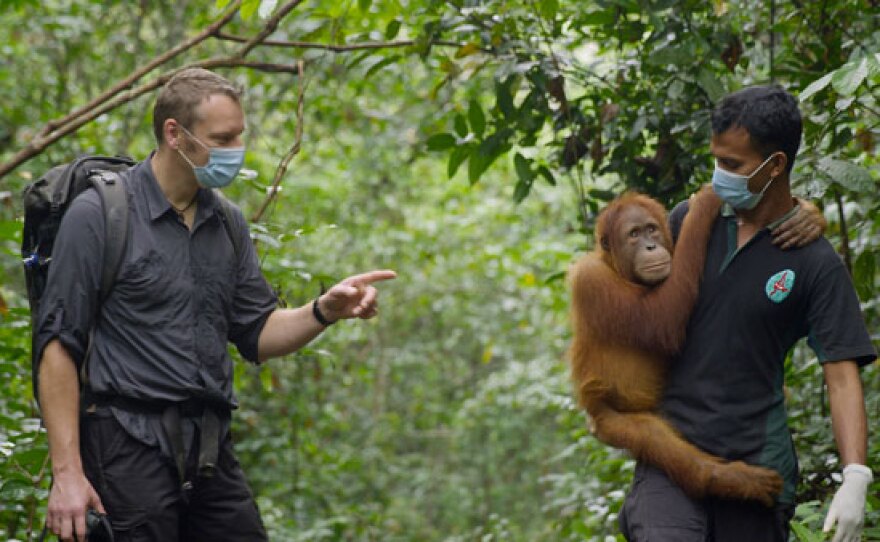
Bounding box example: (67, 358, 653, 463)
(256, 304, 325, 362)
(39, 340, 85, 475)
(824, 360, 868, 466)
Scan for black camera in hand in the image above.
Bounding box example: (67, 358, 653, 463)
(84, 509, 114, 542)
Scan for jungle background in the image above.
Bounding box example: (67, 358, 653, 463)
(0, 0, 878, 540)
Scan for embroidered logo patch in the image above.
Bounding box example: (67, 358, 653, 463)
(765, 269, 795, 303)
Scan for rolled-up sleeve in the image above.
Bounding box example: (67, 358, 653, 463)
(225, 205, 277, 363)
(34, 190, 105, 369)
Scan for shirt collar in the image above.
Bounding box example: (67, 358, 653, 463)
(139, 152, 219, 222)
(766, 203, 800, 231)
(721, 201, 799, 230)
(721, 202, 735, 218)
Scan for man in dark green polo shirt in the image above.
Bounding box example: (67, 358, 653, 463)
(618, 85, 876, 541)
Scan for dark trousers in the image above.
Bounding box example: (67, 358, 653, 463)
(619, 463, 794, 542)
(80, 409, 267, 541)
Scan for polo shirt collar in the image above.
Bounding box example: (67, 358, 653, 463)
(721, 202, 800, 230)
(767, 204, 799, 230)
(721, 202, 736, 219)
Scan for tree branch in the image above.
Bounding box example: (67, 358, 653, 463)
(233, 0, 307, 59)
(0, 57, 302, 180)
(0, 0, 311, 180)
(251, 60, 306, 224)
(217, 31, 474, 52)
(38, 0, 243, 138)
(0, 0, 469, 180)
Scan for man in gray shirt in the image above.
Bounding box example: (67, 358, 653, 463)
(36, 68, 395, 541)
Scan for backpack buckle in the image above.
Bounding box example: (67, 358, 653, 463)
(89, 169, 116, 185)
(22, 251, 48, 269)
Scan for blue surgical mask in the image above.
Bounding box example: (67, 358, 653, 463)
(177, 126, 245, 188)
(711, 153, 778, 210)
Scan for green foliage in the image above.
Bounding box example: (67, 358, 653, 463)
(0, 0, 877, 540)
(0, 306, 48, 537)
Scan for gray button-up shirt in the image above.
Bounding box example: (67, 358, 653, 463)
(36, 156, 277, 447)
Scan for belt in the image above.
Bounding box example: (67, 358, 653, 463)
(83, 393, 225, 492)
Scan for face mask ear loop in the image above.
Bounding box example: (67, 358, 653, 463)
(178, 124, 210, 151)
(760, 175, 776, 196)
(177, 146, 198, 170)
(175, 124, 210, 171)
(753, 153, 781, 195)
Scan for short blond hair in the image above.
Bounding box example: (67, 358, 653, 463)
(152, 68, 243, 144)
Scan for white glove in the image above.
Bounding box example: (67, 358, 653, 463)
(823, 463, 873, 542)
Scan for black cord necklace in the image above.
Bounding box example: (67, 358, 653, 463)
(171, 194, 197, 219)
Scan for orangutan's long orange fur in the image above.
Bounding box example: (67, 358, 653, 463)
(568, 186, 783, 506)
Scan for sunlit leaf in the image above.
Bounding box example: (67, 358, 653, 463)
(455, 43, 481, 58)
(482, 345, 493, 363)
(799, 72, 832, 102)
(831, 57, 869, 96)
(240, 0, 260, 20)
(835, 96, 855, 111)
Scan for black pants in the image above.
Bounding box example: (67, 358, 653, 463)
(619, 463, 794, 542)
(80, 409, 267, 541)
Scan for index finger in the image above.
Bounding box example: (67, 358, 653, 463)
(345, 269, 397, 286)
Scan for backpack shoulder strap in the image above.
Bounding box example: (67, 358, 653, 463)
(214, 191, 244, 263)
(89, 169, 129, 301)
(77, 169, 129, 390)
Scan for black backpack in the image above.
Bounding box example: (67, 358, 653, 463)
(22, 155, 243, 397)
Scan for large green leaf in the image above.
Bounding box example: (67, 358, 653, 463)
(468, 99, 486, 138)
(538, 0, 559, 20)
(816, 157, 875, 193)
(240, 0, 261, 20)
(513, 152, 534, 185)
(697, 69, 725, 102)
(830, 57, 869, 96)
(426, 133, 456, 151)
(384, 19, 401, 40)
(454, 114, 468, 138)
(447, 145, 470, 178)
(799, 73, 832, 102)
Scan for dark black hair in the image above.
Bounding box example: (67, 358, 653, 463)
(711, 85, 802, 173)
